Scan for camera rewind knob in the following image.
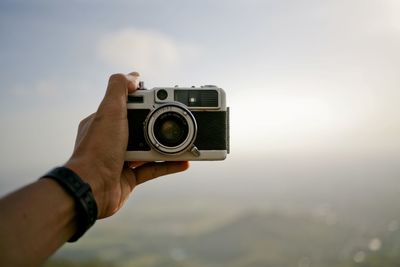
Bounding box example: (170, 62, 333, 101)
(138, 81, 146, 90)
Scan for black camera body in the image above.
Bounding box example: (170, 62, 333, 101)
(125, 84, 229, 161)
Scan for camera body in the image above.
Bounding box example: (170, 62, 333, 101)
(125, 84, 230, 161)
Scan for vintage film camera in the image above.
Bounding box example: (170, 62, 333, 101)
(125, 83, 230, 161)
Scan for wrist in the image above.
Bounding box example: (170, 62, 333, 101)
(41, 167, 98, 242)
(64, 159, 105, 217)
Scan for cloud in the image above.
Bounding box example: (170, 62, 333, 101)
(97, 28, 199, 78)
(6, 78, 98, 113)
(35, 80, 60, 97)
(10, 79, 60, 97)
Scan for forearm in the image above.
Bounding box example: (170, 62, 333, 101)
(0, 178, 77, 267)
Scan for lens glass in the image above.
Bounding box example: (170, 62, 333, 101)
(154, 112, 189, 147)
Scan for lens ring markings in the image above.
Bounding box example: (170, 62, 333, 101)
(144, 103, 197, 155)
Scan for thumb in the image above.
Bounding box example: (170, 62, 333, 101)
(104, 73, 130, 100)
(105, 72, 140, 98)
(98, 73, 140, 115)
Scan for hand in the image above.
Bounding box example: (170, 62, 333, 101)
(65, 72, 189, 218)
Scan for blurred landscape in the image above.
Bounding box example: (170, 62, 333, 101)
(40, 154, 400, 267)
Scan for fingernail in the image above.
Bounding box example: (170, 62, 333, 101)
(129, 71, 140, 77)
(126, 75, 140, 89)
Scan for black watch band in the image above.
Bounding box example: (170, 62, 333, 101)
(41, 166, 98, 242)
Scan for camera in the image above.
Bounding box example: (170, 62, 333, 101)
(125, 83, 230, 161)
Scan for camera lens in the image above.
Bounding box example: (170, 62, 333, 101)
(154, 112, 188, 147)
(157, 89, 168, 100)
(144, 103, 197, 155)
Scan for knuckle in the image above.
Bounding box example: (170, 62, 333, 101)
(108, 73, 127, 84)
(78, 118, 88, 129)
(78, 113, 94, 128)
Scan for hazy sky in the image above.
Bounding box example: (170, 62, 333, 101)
(1, 0, 400, 193)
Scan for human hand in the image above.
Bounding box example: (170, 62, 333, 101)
(65, 72, 189, 218)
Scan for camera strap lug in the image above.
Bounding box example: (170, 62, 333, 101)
(190, 145, 201, 157)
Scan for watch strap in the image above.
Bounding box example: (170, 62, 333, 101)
(41, 166, 98, 242)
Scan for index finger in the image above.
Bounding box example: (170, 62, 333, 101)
(127, 72, 140, 93)
(133, 161, 190, 185)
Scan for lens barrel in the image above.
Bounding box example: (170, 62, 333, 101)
(144, 103, 197, 155)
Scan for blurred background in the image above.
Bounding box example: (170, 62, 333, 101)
(1, 0, 400, 266)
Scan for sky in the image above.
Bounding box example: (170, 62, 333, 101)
(0, 0, 400, 195)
